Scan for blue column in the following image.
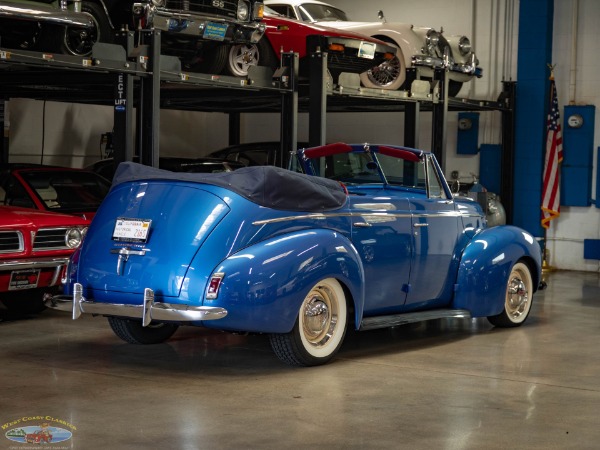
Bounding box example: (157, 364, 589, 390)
(513, 0, 554, 236)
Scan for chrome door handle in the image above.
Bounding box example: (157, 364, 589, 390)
(413, 223, 429, 228)
(354, 222, 372, 227)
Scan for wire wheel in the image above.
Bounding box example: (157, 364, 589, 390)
(361, 55, 404, 90)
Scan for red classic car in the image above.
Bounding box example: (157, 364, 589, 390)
(0, 205, 88, 313)
(0, 164, 110, 220)
(223, 7, 401, 88)
(25, 430, 53, 444)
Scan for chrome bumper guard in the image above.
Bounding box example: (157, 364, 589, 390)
(45, 282, 228, 326)
(0, 2, 94, 27)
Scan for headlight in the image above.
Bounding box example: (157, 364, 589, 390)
(237, 1, 249, 21)
(458, 36, 471, 56)
(425, 29, 440, 53)
(65, 227, 85, 249)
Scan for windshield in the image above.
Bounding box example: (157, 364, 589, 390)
(20, 169, 111, 213)
(299, 3, 349, 21)
(300, 143, 449, 199)
(308, 151, 425, 188)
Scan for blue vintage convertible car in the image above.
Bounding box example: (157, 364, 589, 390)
(46, 143, 542, 366)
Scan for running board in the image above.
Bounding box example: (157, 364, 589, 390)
(359, 309, 472, 331)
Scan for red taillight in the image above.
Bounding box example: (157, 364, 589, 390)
(206, 273, 225, 299)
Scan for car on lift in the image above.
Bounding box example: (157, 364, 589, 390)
(0, 0, 94, 53)
(85, 156, 245, 181)
(223, 6, 400, 89)
(264, 0, 482, 95)
(45, 142, 542, 367)
(0, 204, 88, 313)
(0, 164, 111, 220)
(0, 0, 265, 74)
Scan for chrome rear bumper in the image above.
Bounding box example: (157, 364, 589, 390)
(44, 282, 227, 326)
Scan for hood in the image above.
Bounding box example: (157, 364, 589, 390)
(0, 205, 89, 228)
(263, 14, 390, 46)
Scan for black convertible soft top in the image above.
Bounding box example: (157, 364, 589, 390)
(112, 162, 348, 212)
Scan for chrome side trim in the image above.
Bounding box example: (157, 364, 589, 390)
(0, 257, 69, 271)
(252, 210, 480, 226)
(45, 283, 228, 324)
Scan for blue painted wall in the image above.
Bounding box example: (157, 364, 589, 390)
(513, 0, 554, 237)
(456, 112, 480, 155)
(561, 105, 595, 206)
(479, 144, 502, 194)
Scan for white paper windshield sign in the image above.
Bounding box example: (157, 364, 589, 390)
(112, 218, 152, 243)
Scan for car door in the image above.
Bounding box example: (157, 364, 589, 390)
(405, 155, 462, 307)
(350, 194, 413, 315)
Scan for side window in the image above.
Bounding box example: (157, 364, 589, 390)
(426, 157, 447, 199)
(4, 175, 36, 208)
(268, 5, 297, 19)
(297, 7, 311, 21)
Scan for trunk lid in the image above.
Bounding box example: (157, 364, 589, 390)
(78, 182, 230, 298)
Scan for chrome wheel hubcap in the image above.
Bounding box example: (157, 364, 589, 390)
(506, 276, 529, 319)
(302, 287, 337, 347)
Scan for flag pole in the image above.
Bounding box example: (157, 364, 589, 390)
(541, 63, 558, 274)
(542, 228, 556, 273)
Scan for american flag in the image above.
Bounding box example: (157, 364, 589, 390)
(541, 78, 563, 229)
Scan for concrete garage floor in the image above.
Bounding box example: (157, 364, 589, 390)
(1, 270, 599, 449)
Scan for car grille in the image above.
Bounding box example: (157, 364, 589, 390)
(0, 231, 23, 253)
(165, 0, 239, 20)
(33, 229, 68, 250)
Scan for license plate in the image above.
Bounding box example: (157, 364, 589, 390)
(112, 218, 152, 243)
(358, 42, 376, 59)
(203, 22, 228, 41)
(9, 269, 40, 290)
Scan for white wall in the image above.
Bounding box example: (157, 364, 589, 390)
(4, 0, 599, 271)
(546, 0, 600, 272)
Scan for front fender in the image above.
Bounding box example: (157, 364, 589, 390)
(453, 226, 542, 317)
(200, 229, 364, 333)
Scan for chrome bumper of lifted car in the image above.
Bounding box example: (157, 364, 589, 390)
(134, 5, 265, 43)
(0, 2, 94, 27)
(412, 53, 482, 77)
(45, 282, 228, 325)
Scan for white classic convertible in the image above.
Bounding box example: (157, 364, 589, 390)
(265, 0, 482, 95)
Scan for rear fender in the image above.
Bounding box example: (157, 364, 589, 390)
(200, 229, 365, 333)
(453, 226, 542, 317)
